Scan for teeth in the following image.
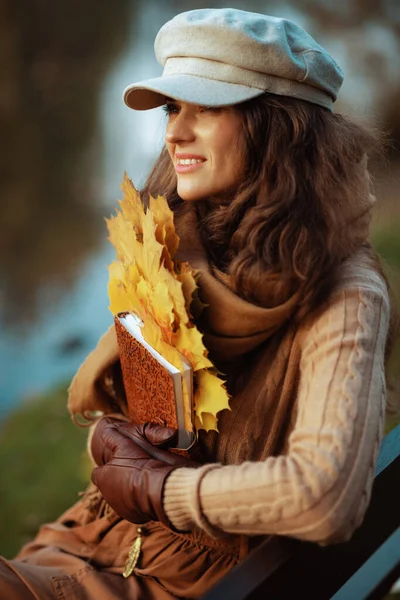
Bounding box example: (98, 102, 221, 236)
(177, 158, 203, 165)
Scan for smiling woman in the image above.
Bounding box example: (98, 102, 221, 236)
(164, 101, 244, 201)
(0, 7, 398, 600)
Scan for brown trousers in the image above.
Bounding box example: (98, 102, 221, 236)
(0, 551, 175, 600)
(0, 481, 245, 599)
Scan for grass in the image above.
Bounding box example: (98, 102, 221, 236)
(372, 227, 400, 271)
(0, 384, 90, 558)
(372, 224, 400, 433)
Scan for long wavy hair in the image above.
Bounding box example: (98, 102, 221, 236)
(142, 93, 399, 368)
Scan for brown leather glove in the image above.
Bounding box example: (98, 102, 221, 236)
(90, 418, 198, 528)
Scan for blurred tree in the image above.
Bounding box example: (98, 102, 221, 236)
(274, 0, 400, 143)
(382, 89, 400, 156)
(0, 0, 132, 320)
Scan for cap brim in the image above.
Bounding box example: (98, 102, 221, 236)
(123, 74, 265, 110)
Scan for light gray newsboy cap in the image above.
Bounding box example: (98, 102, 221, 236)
(123, 8, 343, 112)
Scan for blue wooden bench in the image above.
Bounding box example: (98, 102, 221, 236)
(202, 424, 400, 600)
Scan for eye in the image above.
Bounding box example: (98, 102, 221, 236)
(199, 105, 221, 113)
(162, 102, 179, 116)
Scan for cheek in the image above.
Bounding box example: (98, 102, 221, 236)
(219, 136, 244, 181)
(213, 123, 243, 169)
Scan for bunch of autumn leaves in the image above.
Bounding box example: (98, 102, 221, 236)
(107, 174, 230, 434)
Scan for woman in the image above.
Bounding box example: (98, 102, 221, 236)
(1, 8, 397, 600)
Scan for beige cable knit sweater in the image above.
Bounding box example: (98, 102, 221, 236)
(61, 243, 390, 599)
(164, 253, 390, 545)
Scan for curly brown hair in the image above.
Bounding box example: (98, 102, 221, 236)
(142, 93, 398, 364)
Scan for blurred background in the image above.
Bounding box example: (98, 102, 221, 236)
(0, 0, 399, 581)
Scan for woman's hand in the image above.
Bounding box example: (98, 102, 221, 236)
(90, 418, 198, 527)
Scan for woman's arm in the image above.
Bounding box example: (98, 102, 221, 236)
(164, 282, 390, 545)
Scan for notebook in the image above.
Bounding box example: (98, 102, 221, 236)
(114, 312, 195, 450)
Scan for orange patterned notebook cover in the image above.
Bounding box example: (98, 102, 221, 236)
(114, 312, 194, 449)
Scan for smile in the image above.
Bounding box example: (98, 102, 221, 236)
(177, 158, 203, 165)
(175, 159, 205, 174)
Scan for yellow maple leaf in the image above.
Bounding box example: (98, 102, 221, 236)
(157, 268, 189, 327)
(108, 261, 145, 317)
(194, 411, 219, 433)
(177, 262, 199, 317)
(108, 278, 130, 316)
(152, 280, 176, 332)
(106, 211, 138, 264)
(119, 173, 144, 235)
(149, 193, 179, 264)
(140, 318, 183, 371)
(173, 324, 213, 371)
(194, 369, 231, 423)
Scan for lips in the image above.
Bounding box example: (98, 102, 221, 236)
(175, 161, 205, 174)
(175, 153, 206, 174)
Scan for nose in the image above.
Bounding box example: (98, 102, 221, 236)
(165, 112, 196, 145)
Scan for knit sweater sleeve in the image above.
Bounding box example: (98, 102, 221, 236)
(163, 281, 390, 544)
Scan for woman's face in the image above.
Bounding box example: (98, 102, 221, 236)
(164, 100, 244, 202)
